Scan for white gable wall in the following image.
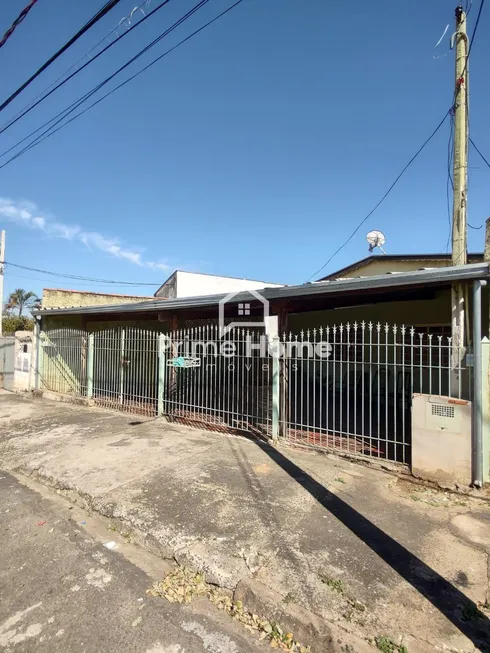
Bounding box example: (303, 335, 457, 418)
(174, 271, 283, 298)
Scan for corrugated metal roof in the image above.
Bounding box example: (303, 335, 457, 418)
(35, 262, 489, 317)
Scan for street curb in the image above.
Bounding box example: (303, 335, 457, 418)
(16, 465, 372, 653)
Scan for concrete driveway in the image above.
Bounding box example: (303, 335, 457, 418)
(1, 392, 490, 652)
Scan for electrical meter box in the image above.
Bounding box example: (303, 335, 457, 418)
(412, 394, 472, 486)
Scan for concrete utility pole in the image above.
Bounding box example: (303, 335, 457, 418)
(451, 5, 469, 371)
(0, 230, 5, 337)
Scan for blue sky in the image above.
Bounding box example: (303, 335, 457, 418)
(0, 0, 489, 300)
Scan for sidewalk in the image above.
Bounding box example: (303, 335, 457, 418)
(1, 392, 490, 652)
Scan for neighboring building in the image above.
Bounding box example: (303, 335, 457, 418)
(320, 253, 484, 281)
(42, 288, 155, 310)
(154, 270, 283, 299)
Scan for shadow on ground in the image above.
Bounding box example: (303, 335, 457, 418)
(252, 438, 490, 651)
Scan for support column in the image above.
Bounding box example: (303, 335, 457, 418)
(119, 328, 125, 405)
(86, 333, 94, 399)
(271, 336, 280, 444)
(34, 318, 42, 391)
(158, 333, 167, 417)
(451, 6, 469, 386)
(278, 304, 289, 438)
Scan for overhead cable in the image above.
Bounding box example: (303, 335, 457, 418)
(0, 0, 173, 135)
(470, 136, 490, 170)
(0, 0, 123, 113)
(0, 0, 39, 49)
(4, 261, 161, 285)
(305, 111, 450, 282)
(0, 0, 245, 170)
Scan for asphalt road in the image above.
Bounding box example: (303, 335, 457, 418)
(0, 470, 265, 653)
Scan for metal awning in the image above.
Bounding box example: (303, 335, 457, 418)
(35, 262, 489, 317)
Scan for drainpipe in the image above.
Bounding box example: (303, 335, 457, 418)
(472, 279, 486, 487)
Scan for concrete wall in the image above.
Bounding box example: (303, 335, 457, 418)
(334, 257, 482, 279)
(42, 289, 153, 309)
(0, 330, 37, 392)
(156, 271, 283, 299)
(13, 331, 36, 392)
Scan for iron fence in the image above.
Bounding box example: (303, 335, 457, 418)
(40, 321, 469, 465)
(41, 328, 87, 396)
(280, 322, 468, 464)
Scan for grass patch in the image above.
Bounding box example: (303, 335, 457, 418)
(319, 574, 345, 594)
(375, 636, 408, 653)
(334, 477, 346, 484)
(282, 592, 297, 605)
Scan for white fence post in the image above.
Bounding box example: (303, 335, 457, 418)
(272, 337, 279, 443)
(34, 320, 41, 391)
(86, 333, 94, 399)
(158, 333, 166, 417)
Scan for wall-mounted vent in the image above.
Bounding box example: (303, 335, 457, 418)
(431, 404, 455, 419)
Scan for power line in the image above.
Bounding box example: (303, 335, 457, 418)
(305, 111, 450, 282)
(0, 0, 245, 170)
(5, 271, 159, 290)
(309, 2, 485, 281)
(466, 0, 485, 63)
(454, 0, 485, 100)
(0, 0, 123, 114)
(0, 0, 173, 136)
(0, 0, 153, 132)
(4, 261, 161, 286)
(0, 0, 211, 166)
(0, 0, 39, 49)
(470, 136, 490, 169)
(0, 0, 211, 167)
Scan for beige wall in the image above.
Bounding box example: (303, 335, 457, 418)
(336, 256, 476, 279)
(42, 289, 154, 309)
(288, 291, 451, 333)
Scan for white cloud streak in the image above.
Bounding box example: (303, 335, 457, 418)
(0, 197, 170, 271)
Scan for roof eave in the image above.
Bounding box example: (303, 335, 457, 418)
(34, 262, 489, 317)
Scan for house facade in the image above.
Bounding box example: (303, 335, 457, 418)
(34, 262, 490, 487)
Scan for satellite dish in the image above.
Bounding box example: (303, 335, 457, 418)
(366, 230, 387, 254)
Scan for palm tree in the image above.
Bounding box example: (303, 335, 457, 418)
(7, 289, 40, 317)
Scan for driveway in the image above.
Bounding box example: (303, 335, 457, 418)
(1, 392, 490, 652)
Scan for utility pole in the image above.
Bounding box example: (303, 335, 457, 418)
(451, 5, 469, 372)
(0, 230, 5, 337)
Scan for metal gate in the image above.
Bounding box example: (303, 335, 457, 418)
(0, 336, 15, 391)
(92, 328, 159, 415)
(163, 326, 273, 436)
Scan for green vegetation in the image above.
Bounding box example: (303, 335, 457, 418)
(318, 574, 345, 594)
(375, 636, 408, 653)
(1, 314, 34, 334)
(6, 288, 40, 317)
